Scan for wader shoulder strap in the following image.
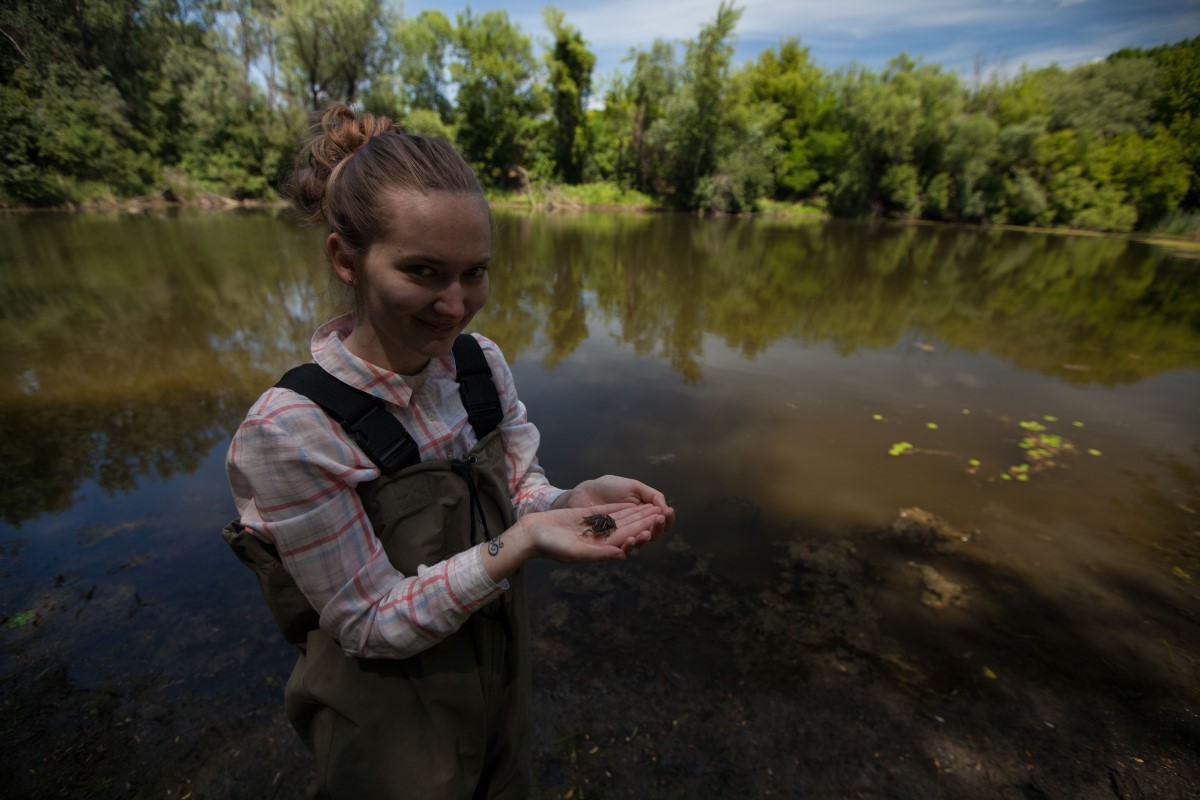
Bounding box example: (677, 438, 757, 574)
(275, 341, 501, 472)
(452, 334, 503, 440)
(276, 364, 420, 474)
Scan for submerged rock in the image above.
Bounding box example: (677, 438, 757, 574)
(886, 506, 974, 551)
(908, 562, 967, 609)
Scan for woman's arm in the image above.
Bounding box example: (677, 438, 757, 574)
(476, 336, 569, 515)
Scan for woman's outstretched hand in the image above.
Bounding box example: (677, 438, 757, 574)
(553, 475, 676, 542)
(481, 502, 668, 583)
(524, 502, 666, 561)
(482, 477, 675, 584)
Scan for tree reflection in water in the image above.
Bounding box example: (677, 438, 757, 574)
(0, 210, 1196, 525)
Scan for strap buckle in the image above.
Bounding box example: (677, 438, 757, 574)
(344, 404, 420, 474)
(457, 372, 504, 431)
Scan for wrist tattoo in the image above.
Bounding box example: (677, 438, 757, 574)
(487, 535, 503, 556)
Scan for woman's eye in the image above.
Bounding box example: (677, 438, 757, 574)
(404, 265, 435, 278)
(465, 266, 489, 279)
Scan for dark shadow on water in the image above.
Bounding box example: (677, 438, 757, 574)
(523, 508, 1200, 798)
(2, 505, 1199, 798)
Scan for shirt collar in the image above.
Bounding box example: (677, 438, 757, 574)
(310, 313, 455, 408)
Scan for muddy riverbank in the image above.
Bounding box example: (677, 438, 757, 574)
(3, 508, 1198, 799)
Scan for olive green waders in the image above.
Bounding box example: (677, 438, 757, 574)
(224, 342, 531, 799)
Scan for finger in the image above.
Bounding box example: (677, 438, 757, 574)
(614, 512, 666, 549)
(655, 505, 677, 534)
(584, 502, 638, 517)
(585, 544, 626, 561)
(614, 505, 666, 536)
(625, 479, 665, 505)
(622, 482, 673, 524)
(621, 524, 659, 553)
(609, 504, 660, 523)
(644, 485, 667, 508)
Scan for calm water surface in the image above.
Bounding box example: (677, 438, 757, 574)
(0, 209, 1197, 691)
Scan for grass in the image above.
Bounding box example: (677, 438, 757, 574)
(487, 183, 836, 218)
(1152, 209, 1200, 237)
(757, 198, 827, 218)
(488, 181, 658, 211)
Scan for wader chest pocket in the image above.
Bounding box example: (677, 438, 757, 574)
(370, 472, 435, 525)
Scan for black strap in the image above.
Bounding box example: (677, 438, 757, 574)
(452, 334, 504, 439)
(274, 335, 500, 474)
(276, 364, 421, 475)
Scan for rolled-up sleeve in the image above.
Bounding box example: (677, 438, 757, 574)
(476, 337, 568, 517)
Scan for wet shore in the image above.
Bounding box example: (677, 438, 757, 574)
(3, 508, 1198, 799)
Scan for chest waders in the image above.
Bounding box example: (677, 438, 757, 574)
(223, 335, 531, 799)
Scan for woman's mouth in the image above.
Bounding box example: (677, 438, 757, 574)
(419, 318, 460, 335)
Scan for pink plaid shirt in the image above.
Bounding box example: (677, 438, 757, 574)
(226, 314, 565, 659)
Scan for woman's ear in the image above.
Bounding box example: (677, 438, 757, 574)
(327, 233, 356, 287)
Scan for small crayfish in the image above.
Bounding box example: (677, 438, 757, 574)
(580, 513, 617, 538)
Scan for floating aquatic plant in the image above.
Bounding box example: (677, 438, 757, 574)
(2, 610, 36, 630)
(882, 411, 1101, 484)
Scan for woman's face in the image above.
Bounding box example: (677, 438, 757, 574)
(329, 190, 492, 375)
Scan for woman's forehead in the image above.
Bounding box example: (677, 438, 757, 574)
(376, 190, 492, 258)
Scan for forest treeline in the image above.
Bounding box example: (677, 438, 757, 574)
(2, 1, 1197, 232)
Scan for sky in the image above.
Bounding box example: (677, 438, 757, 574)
(404, 0, 1200, 85)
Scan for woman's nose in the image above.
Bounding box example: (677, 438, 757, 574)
(433, 281, 465, 317)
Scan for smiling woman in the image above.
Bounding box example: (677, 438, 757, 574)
(221, 105, 674, 799)
(327, 190, 493, 376)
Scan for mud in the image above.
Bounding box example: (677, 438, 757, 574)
(3, 508, 1198, 799)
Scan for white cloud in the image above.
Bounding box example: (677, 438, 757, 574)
(408, 0, 1199, 78)
(565, 0, 1023, 49)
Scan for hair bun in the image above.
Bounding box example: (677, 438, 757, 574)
(315, 105, 395, 167)
(290, 104, 396, 226)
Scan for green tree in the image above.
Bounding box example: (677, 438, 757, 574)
(643, 2, 743, 207)
(542, 7, 596, 184)
(451, 9, 542, 186)
(1030, 130, 1137, 231)
(0, 0, 195, 204)
(393, 9, 455, 122)
(1092, 128, 1191, 227)
(698, 101, 781, 212)
(831, 55, 964, 217)
(734, 37, 842, 198)
(931, 112, 1002, 221)
(622, 39, 679, 191)
(168, 34, 296, 198)
(1145, 36, 1200, 206)
(274, 0, 386, 109)
(224, 0, 281, 107)
(1033, 57, 1160, 138)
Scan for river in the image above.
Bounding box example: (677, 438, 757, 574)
(1, 208, 1198, 798)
